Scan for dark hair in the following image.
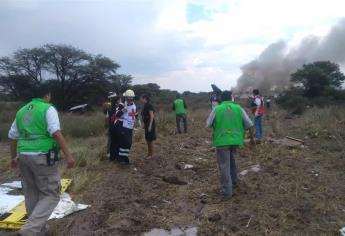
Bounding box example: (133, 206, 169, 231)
(253, 89, 260, 95)
(176, 94, 181, 99)
(110, 96, 119, 105)
(34, 84, 51, 98)
(140, 94, 150, 102)
(221, 90, 232, 101)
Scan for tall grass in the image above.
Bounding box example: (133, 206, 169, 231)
(304, 106, 345, 153)
(60, 112, 105, 138)
(304, 106, 345, 138)
(155, 110, 175, 135)
(0, 102, 22, 141)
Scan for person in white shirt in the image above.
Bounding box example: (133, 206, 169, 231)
(8, 85, 75, 236)
(115, 89, 137, 165)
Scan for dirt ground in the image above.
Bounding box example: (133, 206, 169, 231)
(1, 103, 345, 236)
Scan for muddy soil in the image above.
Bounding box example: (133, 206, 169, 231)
(2, 105, 345, 236)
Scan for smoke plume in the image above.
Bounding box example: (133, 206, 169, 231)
(235, 18, 345, 94)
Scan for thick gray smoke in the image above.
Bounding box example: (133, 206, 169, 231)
(235, 18, 345, 94)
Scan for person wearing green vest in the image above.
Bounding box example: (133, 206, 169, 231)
(207, 91, 255, 197)
(173, 94, 188, 134)
(8, 85, 75, 236)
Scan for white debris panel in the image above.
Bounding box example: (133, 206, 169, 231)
(0, 181, 89, 220)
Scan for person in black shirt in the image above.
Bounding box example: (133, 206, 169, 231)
(139, 94, 156, 159)
(106, 95, 123, 161)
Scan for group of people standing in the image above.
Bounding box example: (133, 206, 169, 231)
(104, 90, 157, 163)
(104, 92, 191, 164)
(6, 85, 267, 235)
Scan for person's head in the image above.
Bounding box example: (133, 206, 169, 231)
(139, 94, 150, 105)
(110, 97, 120, 105)
(221, 90, 232, 102)
(123, 89, 135, 103)
(35, 84, 52, 102)
(176, 94, 181, 99)
(108, 93, 119, 105)
(253, 89, 260, 96)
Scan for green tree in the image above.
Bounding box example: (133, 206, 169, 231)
(109, 74, 132, 95)
(290, 61, 345, 98)
(0, 44, 132, 109)
(13, 47, 48, 84)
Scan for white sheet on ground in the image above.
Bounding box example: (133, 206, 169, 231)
(0, 181, 89, 220)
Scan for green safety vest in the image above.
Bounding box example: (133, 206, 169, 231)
(16, 98, 56, 153)
(174, 99, 186, 115)
(213, 101, 244, 147)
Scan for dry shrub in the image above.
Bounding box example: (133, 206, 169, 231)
(0, 102, 22, 141)
(304, 106, 345, 154)
(304, 106, 345, 138)
(70, 169, 89, 193)
(61, 136, 105, 194)
(134, 128, 144, 142)
(61, 112, 105, 138)
(155, 111, 175, 135)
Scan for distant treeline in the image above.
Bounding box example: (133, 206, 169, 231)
(0, 44, 210, 110)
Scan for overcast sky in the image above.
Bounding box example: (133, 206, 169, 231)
(0, 0, 344, 92)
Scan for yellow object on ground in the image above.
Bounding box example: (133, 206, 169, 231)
(0, 179, 72, 230)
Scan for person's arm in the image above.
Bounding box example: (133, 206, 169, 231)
(10, 140, 17, 169)
(206, 109, 216, 128)
(46, 107, 75, 168)
(148, 110, 154, 132)
(53, 131, 75, 168)
(8, 120, 20, 170)
(183, 100, 187, 109)
(241, 108, 255, 144)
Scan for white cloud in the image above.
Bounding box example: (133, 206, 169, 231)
(0, 0, 344, 92)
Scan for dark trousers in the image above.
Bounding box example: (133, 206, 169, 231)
(118, 127, 133, 164)
(110, 124, 133, 164)
(110, 123, 122, 161)
(176, 114, 187, 133)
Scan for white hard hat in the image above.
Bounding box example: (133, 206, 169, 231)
(124, 89, 135, 98)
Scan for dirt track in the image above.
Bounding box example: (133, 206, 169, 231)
(50, 106, 345, 236)
(2, 105, 345, 236)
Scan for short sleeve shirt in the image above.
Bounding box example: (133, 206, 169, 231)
(141, 103, 155, 125)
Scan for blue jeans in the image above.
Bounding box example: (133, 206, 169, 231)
(254, 116, 263, 140)
(216, 147, 238, 196)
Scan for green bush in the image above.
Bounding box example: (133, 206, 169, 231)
(276, 93, 309, 115)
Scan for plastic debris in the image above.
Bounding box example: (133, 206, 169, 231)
(340, 226, 345, 236)
(1, 181, 22, 189)
(0, 179, 89, 229)
(184, 164, 194, 170)
(144, 226, 197, 236)
(49, 193, 89, 219)
(240, 164, 261, 176)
